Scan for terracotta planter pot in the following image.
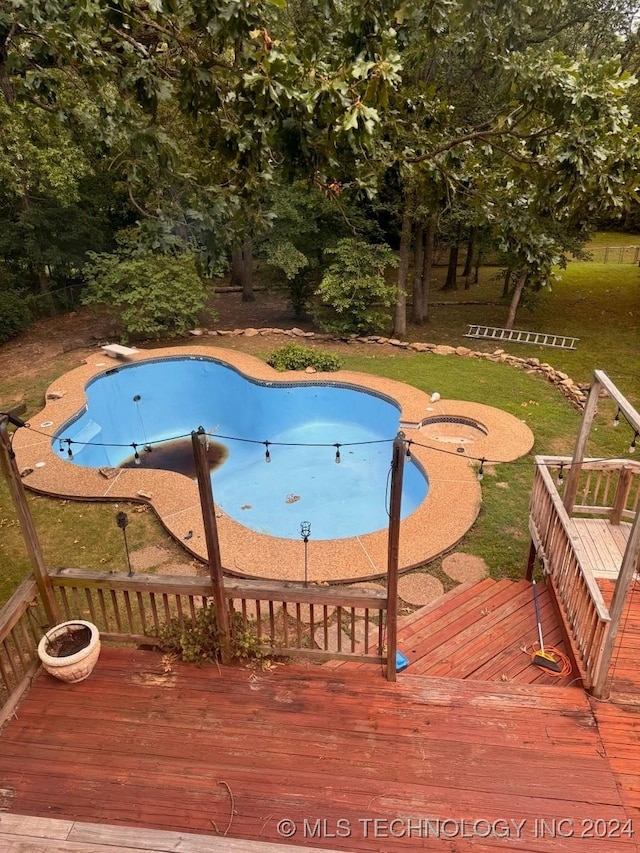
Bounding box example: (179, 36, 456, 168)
(37, 620, 101, 683)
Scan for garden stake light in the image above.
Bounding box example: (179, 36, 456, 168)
(300, 522, 311, 587)
(116, 511, 133, 576)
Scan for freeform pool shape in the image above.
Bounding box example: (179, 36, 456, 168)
(16, 345, 536, 581)
(54, 357, 429, 540)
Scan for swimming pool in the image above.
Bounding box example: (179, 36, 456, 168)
(54, 357, 429, 540)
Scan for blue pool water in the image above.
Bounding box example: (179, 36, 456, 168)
(54, 357, 429, 540)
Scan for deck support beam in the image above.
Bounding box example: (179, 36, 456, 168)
(192, 427, 230, 663)
(563, 378, 602, 513)
(0, 412, 60, 625)
(385, 432, 405, 682)
(592, 512, 640, 698)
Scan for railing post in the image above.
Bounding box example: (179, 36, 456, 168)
(191, 428, 230, 664)
(563, 377, 602, 514)
(610, 466, 632, 525)
(592, 511, 640, 698)
(385, 432, 405, 682)
(0, 413, 60, 625)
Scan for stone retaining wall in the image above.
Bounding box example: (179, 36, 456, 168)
(192, 326, 588, 410)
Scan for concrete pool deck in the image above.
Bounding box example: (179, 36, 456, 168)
(12, 346, 534, 582)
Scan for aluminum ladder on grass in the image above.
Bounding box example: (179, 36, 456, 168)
(464, 325, 579, 350)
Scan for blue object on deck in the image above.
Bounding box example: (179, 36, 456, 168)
(396, 651, 410, 672)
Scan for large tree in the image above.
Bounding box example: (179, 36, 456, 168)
(388, 0, 639, 336)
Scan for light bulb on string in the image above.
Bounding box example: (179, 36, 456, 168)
(66, 440, 73, 460)
(613, 408, 621, 428)
(264, 441, 271, 463)
(477, 458, 485, 481)
(630, 432, 638, 454)
(557, 462, 565, 486)
(334, 443, 341, 464)
(132, 443, 141, 465)
(405, 440, 412, 459)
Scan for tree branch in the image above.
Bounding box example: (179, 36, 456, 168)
(127, 184, 159, 219)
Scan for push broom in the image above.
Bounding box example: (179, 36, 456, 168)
(531, 579, 562, 672)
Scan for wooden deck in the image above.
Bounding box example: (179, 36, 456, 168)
(588, 578, 640, 825)
(569, 518, 632, 579)
(1, 647, 639, 852)
(330, 578, 576, 686)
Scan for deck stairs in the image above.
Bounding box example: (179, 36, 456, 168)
(330, 577, 576, 687)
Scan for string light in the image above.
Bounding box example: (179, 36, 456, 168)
(11, 417, 635, 473)
(66, 439, 73, 460)
(613, 408, 621, 427)
(132, 442, 141, 465)
(477, 458, 485, 481)
(334, 443, 341, 464)
(557, 461, 565, 486)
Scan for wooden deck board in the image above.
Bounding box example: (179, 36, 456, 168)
(0, 648, 637, 852)
(330, 579, 575, 686)
(569, 518, 631, 579)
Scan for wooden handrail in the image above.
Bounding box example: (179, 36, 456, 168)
(538, 456, 640, 523)
(49, 569, 390, 671)
(533, 463, 610, 620)
(0, 575, 47, 729)
(529, 460, 611, 689)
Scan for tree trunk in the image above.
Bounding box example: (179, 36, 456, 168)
(231, 240, 255, 301)
(421, 217, 436, 322)
(441, 243, 459, 291)
(393, 198, 413, 337)
(473, 247, 482, 284)
(501, 268, 512, 298)
(230, 246, 243, 287)
(410, 223, 425, 324)
(462, 226, 477, 285)
(505, 274, 527, 329)
(22, 187, 55, 314)
(241, 239, 254, 302)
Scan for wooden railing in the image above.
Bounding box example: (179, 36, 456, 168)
(529, 460, 611, 689)
(49, 569, 390, 666)
(0, 577, 49, 729)
(555, 457, 640, 523)
(0, 567, 391, 722)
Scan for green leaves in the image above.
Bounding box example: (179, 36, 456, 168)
(314, 238, 398, 335)
(82, 248, 215, 341)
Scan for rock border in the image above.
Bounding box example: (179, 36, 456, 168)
(197, 327, 587, 410)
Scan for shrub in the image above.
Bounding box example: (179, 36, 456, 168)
(0, 287, 32, 343)
(313, 238, 398, 335)
(82, 250, 215, 341)
(152, 603, 265, 665)
(267, 342, 342, 372)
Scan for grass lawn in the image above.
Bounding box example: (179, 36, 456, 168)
(1, 233, 638, 606)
